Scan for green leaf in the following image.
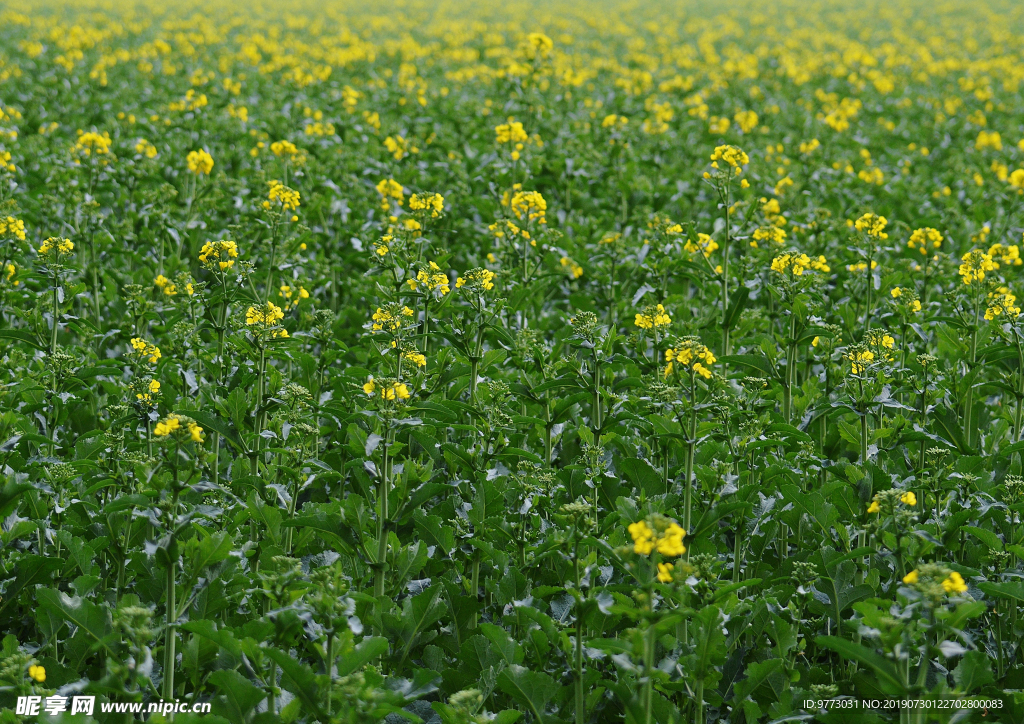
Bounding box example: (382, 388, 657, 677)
(209, 669, 265, 724)
(952, 650, 994, 693)
(496, 664, 560, 722)
(440, 443, 475, 473)
(719, 354, 777, 378)
(931, 407, 974, 454)
(731, 658, 783, 706)
(336, 636, 389, 677)
(962, 525, 1003, 552)
(264, 648, 328, 722)
(0, 480, 32, 518)
(618, 457, 664, 497)
(36, 588, 114, 654)
(816, 636, 905, 695)
(180, 620, 242, 657)
(496, 447, 543, 464)
(689, 605, 727, 683)
(814, 556, 873, 627)
(0, 329, 46, 351)
(185, 410, 248, 453)
(723, 286, 750, 331)
(977, 581, 1024, 603)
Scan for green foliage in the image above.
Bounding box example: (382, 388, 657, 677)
(1, 0, 1023, 722)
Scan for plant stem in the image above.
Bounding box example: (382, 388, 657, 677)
(964, 312, 979, 449)
(643, 611, 655, 724)
(592, 352, 602, 445)
(373, 426, 393, 598)
(721, 184, 732, 357)
(470, 553, 481, 629)
(573, 542, 584, 724)
(163, 483, 180, 706)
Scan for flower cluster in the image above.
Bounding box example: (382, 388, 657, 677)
(865, 329, 896, 356)
(407, 261, 451, 295)
(890, 286, 922, 312)
(854, 212, 888, 239)
(456, 268, 496, 291)
(770, 252, 830, 276)
(987, 243, 1023, 268)
(38, 236, 74, 256)
(628, 514, 687, 581)
(129, 337, 162, 364)
(634, 303, 671, 330)
(384, 135, 418, 160)
(489, 219, 531, 243)
(153, 414, 204, 443)
(907, 227, 942, 255)
(664, 338, 716, 379)
(509, 190, 547, 224)
(958, 249, 998, 285)
(867, 489, 916, 513)
(246, 301, 286, 326)
(847, 348, 875, 374)
(0, 215, 26, 240)
(265, 180, 300, 213)
(901, 563, 969, 597)
(409, 192, 444, 218)
(709, 144, 748, 171)
(376, 178, 404, 209)
(135, 378, 161, 404)
(559, 256, 583, 278)
(362, 376, 411, 401)
(198, 239, 239, 271)
(684, 232, 718, 258)
(845, 331, 896, 374)
(135, 138, 158, 158)
(495, 120, 527, 144)
(403, 349, 427, 367)
(73, 130, 113, 160)
(371, 304, 415, 332)
(186, 149, 214, 175)
(846, 259, 878, 273)
(752, 226, 787, 247)
(270, 139, 307, 164)
(279, 284, 310, 311)
(985, 287, 1020, 321)
(154, 274, 176, 296)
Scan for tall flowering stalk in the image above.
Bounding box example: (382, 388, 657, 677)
(634, 301, 671, 371)
(703, 144, 749, 356)
(955, 248, 998, 448)
(243, 300, 288, 476)
(625, 515, 687, 724)
(259, 179, 301, 303)
(183, 149, 213, 233)
(663, 337, 716, 537)
(151, 413, 205, 703)
(361, 377, 411, 599)
(454, 269, 499, 404)
(768, 250, 830, 422)
(842, 329, 897, 572)
(852, 212, 888, 329)
(198, 239, 240, 484)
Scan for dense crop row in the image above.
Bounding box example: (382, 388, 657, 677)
(1, 1, 1024, 722)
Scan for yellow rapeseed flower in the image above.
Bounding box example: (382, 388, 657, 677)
(186, 149, 214, 175)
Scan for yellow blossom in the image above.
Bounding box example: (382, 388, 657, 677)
(186, 148, 214, 174)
